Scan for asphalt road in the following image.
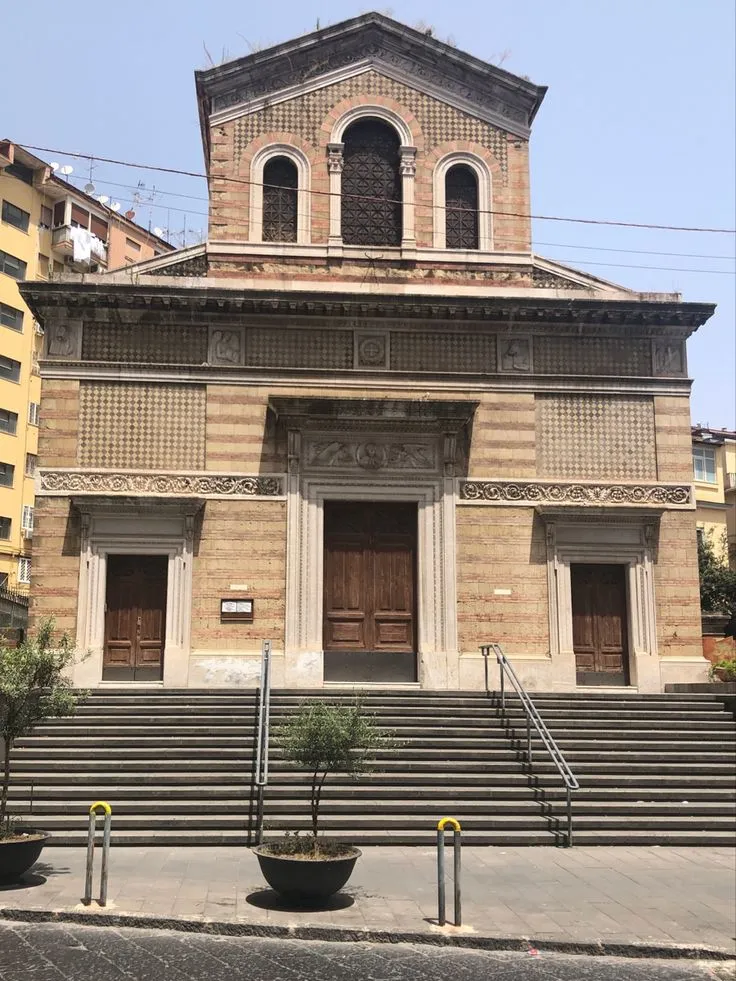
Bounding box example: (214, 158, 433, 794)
(0, 922, 733, 981)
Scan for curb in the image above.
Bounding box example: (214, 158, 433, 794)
(2, 908, 735, 961)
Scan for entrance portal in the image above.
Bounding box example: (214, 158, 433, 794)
(571, 563, 630, 686)
(103, 554, 168, 681)
(323, 501, 417, 683)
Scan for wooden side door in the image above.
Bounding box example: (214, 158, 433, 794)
(571, 563, 629, 686)
(104, 555, 168, 681)
(323, 502, 417, 682)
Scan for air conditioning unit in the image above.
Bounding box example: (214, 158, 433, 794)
(23, 528, 33, 539)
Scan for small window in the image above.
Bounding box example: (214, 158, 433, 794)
(53, 201, 66, 227)
(262, 157, 299, 243)
(90, 215, 109, 241)
(0, 356, 21, 383)
(70, 203, 90, 228)
(0, 572, 8, 589)
(445, 165, 479, 250)
(125, 237, 141, 252)
(693, 446, 717, 483)
(53, 260, 64, 274)
(2, 200, 31, 233)
(28, 402, 40, 426)
(0, 301, 23, 331)
(0, 462, 15, 487)
(21, 505, 34, 531)
(25, 453, 37, 476)
(38, 253, 50, 278)
(0, 409, 18, 434)
(40, 204, 53, 229)
(0, 249, 27, 280)
(0, 517, 10, 540)
(5, 162, 34, 185)
(18, 557, 31, 585)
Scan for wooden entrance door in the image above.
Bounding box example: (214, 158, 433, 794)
(571, 563, 629, 686)
(103, 555, 168, 681)
(323, 501, 417, 682)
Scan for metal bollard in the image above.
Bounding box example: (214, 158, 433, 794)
(84, 801, 112, 907)
(436, 816, 462, 927)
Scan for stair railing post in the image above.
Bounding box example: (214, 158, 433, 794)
(566, 785, 573, 848)
(83, 801, 112, 907)
(254, 639, 272, 845)
(527, 716, 532, 764)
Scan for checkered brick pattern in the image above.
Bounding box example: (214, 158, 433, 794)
(536, 394, 657, 480)
(78, 382, 206, 470)
(245, 328, 353, 369)
(82, 324, 209, 365)
(233, 71, 508, 180)
(534, 337, 652, 377)
(390, 331, 497, 373)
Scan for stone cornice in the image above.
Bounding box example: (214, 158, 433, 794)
(36, 362, 694, 396)
(38, 469, 285, 499)
(19, 281, 715, 332)
(459, 479, 694, 509)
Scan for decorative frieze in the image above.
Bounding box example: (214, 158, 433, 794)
(390, 331, 496, 373)
(459, 479, 692, 508)
(39, 469, 284, 498)
(305, 438, 437, 472)
(83, 323, 208, 364)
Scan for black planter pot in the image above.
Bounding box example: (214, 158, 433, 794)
(253, 844, 361, 902)
(0, 828, 49, 884)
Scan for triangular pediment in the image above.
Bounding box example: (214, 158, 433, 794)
(195, 13, 546, 145)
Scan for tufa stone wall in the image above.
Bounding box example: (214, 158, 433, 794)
(28, 498, 80, 639)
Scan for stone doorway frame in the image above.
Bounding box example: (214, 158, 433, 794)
(542, 511, 660, 690)
(72, 497, 199, 688)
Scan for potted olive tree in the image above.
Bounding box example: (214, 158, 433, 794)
(0, 620, 81, 883)
(253, 700, 388, 903)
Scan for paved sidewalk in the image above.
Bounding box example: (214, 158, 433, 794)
(1, 846, 734, 957)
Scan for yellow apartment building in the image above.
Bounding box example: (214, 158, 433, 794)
(692, 425, 736, 570)
(0, 141, 172, 592)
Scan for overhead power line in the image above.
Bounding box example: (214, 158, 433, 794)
(21, 143, 736, 235)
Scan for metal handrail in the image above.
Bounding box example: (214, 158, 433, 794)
(480, 643, 580, 847)
(254, 639, 272, 844)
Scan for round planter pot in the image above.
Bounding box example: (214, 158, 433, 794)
(253, 844, 361, 903)
(0, 828, 49, 884)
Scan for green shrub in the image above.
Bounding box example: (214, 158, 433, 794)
(709, 657, 736, 683)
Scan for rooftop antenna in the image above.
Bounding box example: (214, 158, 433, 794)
(110, 202, 121, 213)
(49, 162, 59, 172)
(84, 157, 97, 195)
(59, 165, 73, 176)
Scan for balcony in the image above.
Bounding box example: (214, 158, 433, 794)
(725, 473, 736, 492)
(51, 225, 107, 269)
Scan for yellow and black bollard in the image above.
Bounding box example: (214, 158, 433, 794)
(436, 816, 462, 926)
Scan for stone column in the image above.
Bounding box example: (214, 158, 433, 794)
(399, 146, 417, 253)
(327, 143, 344, 254)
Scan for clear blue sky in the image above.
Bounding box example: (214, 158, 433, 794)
(5, 0, 735, 426)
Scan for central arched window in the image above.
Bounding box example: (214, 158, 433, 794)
(445, 164, 479, 250)
(341, 119, 402, 246)
(262, 156, 298, 243)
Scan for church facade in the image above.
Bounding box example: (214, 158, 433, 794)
(21, 14, 714, 692)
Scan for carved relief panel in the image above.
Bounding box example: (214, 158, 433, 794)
(46, 319, 83, 359)
(304, 436, 438, 474)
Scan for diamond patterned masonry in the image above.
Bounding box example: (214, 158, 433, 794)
(39, 470, 284, 497)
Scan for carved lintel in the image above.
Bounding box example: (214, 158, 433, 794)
(40, 470, 284, 497)
(460, 479, 692, 509)
(305, 438, 437, 473)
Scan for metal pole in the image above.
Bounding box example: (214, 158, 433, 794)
(527, 716, 532, 764)
(566, 784, 572, 848)
(453, 827, 462, 927)
(482, 648, 489, 697)
(99, 811, 112, 906)
(499, 658, 505, 711)
(83, 812, 96, 905)
(436, 827, 446, 926)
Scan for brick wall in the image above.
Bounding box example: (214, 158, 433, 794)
(209, 69, 530, 253)
(654, 510, 703, 659)
(38, 379, 79, 468)
(456, 506, 548, 655)
(190, 500, 287, 650)
(28, 498, 80, 639)
(655, 395, 693, 482)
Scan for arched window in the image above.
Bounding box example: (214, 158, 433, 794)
(445, 165, 479, 249)
(262, 157, 298, 243)
(341, 119, 402, 246)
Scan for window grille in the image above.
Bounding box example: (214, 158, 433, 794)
(18, 557, 31, 585)
(341, 119, 402, 246)
(262, 157, 298, 243)
(445, 165, 479, 249)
